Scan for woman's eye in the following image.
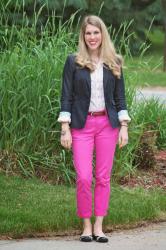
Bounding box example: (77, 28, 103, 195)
(85, 31, 100, 35)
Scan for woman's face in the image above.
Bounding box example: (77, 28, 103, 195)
(84, 24, 102, 53)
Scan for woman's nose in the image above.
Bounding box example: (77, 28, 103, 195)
(90, 33, 95, 39)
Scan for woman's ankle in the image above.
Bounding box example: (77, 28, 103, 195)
(82, 218, 92, 234)
(93, 228, 103, 235)
(94, 216, 104, 234)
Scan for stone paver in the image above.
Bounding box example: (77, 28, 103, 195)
(136, 87, 166, 105)
(0, 222, 165, 250)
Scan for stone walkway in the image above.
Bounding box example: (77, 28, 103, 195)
(0, 222, 166, 250)
(136, 87, 166, 105)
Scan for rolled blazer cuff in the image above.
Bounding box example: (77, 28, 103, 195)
(118, 110, 131, 123)
(57, 111, 71, 123)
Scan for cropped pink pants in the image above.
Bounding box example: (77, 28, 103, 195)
(71, 113, 119, 218)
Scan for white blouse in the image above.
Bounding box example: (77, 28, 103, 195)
(88, 61, 105, 112)
(58, 62, 131, 123)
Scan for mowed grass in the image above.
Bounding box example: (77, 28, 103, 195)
(126, 29, 166, 87)
(0, 173, 165, 238)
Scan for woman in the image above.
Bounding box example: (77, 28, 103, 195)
(58, 15, 131, 243)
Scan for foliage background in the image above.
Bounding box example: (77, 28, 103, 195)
(0, 0, 165, 54)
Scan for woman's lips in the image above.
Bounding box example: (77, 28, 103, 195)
(89, 41, 97, 45)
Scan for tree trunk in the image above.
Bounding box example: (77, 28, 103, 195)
(131, 0, 156, 10)
(163, 20, 166, 71)
(162, 0, 166, 71)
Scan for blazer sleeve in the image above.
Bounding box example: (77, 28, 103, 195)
(114, 68, 131, 122)
(60, 54, 75, 113)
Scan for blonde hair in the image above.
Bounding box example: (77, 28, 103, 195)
(75, 15, 123, 79)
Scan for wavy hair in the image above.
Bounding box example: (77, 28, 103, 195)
(75, 15, 123, 79)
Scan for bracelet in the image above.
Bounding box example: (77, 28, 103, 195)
(121, 124, 128, 127)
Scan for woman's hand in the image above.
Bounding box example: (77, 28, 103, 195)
(118, 125, 128, 148)
(60, 122, 72, 150)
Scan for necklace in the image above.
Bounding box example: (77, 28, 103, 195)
(91, 58, 100, 65)
(92, 59, 100, 67)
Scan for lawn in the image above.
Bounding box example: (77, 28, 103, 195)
(0, 173, 165, 238)
(125, 29, 166, 87)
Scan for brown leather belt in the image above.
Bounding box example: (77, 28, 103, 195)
(88, 110, 106, 116)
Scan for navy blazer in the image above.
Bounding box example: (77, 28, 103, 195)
(60, 54, 128, 129)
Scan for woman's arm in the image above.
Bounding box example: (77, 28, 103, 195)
(60, 122, 72, 150)
(60, 54, 75, 113)
(57, 54, 75, 149)
(114, 68, 131, 124)
(114, 68, 131, 148)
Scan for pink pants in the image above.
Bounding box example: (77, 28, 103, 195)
(71, 113, 119, 218)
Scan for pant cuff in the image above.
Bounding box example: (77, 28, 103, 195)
(94, 212, 107, 217)
(77, 213, 92, 218)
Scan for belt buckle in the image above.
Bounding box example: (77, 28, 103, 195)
(90, 111, 94, 116)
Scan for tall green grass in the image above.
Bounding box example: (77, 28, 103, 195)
(113, 98, 166, 180)
(0, 7, 165, 184)
(0, 7, 79, 183)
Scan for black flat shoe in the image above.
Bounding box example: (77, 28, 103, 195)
(93, 234, 108, 243)
(79, 235, 93, 242)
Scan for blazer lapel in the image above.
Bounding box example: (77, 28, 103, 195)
(103, 64, 109, 92)
(84, 68, 91, 93)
